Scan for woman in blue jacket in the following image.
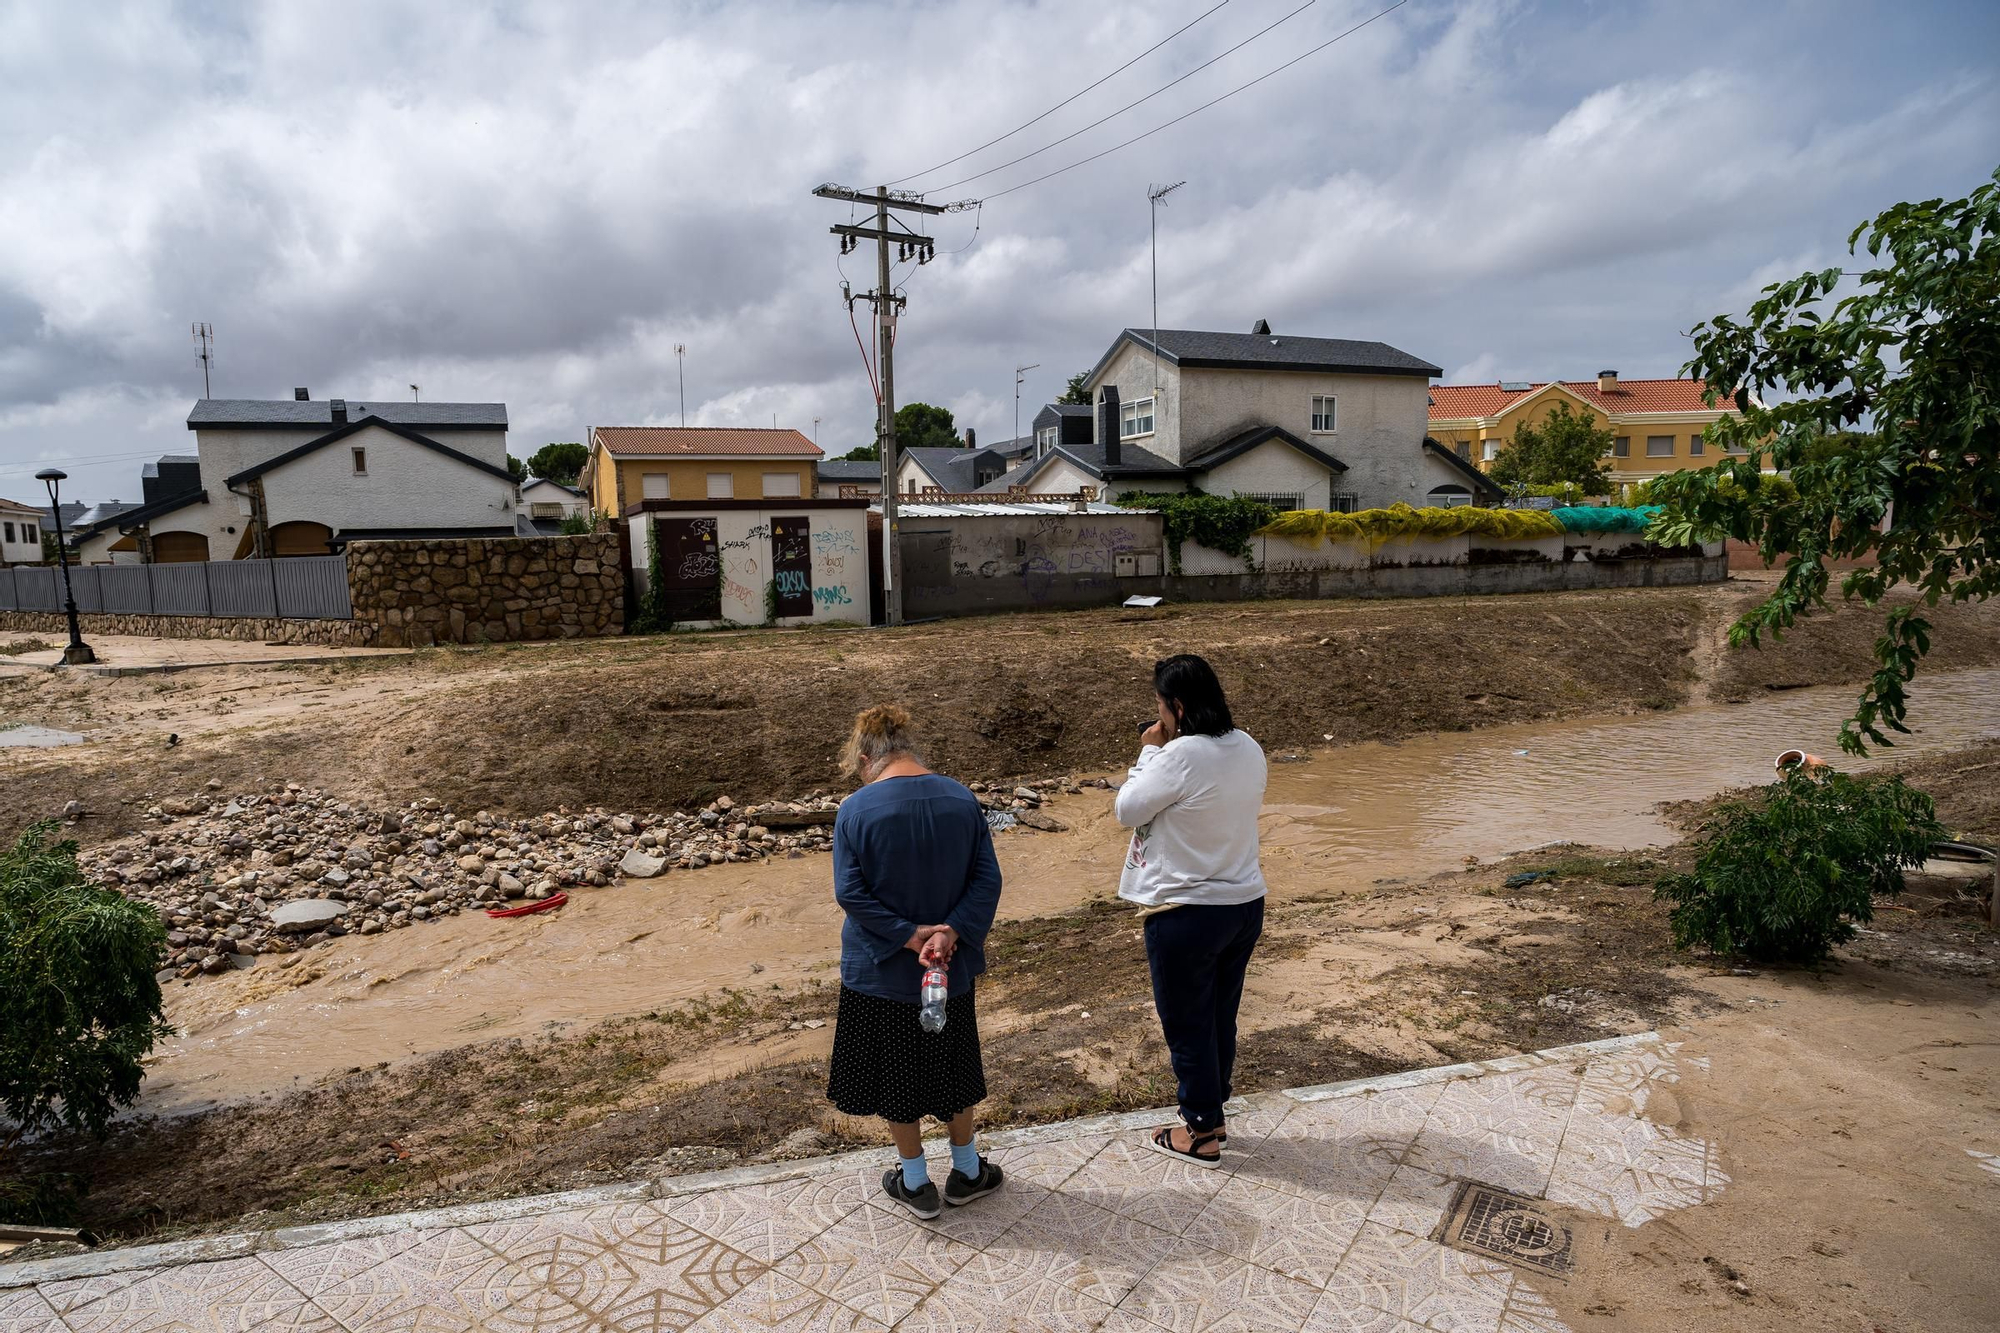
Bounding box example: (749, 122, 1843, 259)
(827, 704, 1006, 1219)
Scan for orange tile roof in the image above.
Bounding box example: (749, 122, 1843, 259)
(593, 427, 822, 457)
(1428, 378, 1731, 420)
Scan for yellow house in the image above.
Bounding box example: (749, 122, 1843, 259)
(1428, 371, 1749, 488)
(583, 427, 823, 515)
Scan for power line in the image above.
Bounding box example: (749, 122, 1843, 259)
(0, 448, 178, 479)
(886, 1, 1232, 188)
(923, 0, 1320, 195)
(979, 0, 1408, 204)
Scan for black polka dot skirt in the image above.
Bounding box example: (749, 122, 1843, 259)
(826, 985, 987, 1123)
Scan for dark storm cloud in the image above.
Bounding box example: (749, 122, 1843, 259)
(0, 0, 1995, 494)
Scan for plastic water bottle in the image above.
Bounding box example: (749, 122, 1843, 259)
(919, 965, 948, 1033)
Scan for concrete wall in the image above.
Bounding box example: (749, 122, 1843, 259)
(631, 504, 869, 628)
(900, 511, 1166, 618)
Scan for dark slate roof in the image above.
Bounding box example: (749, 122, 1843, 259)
(1092, 328, 1441, 382)
(1184, 424, 1348, 474)
(188, 398, 508, 430)
(69, 500, 140, 533)
(1049, 440, 1187, 481)
(904, 446, 1007, 492)
(225, 415, 517, 487)
(142, 455, 200, 476)
(1422, 439, 1505, 498)
(816, 459, 884, 481)
(74, 491, 203, 536)
(973, 455, 1051, 494)
(520, 477, 583, 496)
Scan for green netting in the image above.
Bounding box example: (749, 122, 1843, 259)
(1258, 503, 1564, 544)
(1550, 505, 1662, 533)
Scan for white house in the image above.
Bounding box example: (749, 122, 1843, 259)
(0, 498, 45, 565)
(983, 322, 1498, 511)
(520, 478, 588, 532)
(75, 392, 518, 562)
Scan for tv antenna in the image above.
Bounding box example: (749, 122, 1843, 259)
(192, 322, 214, 397)
(1015, 363, 1040, 453)
(1147, 182, 1186, 399)
(410, 384, 421, 401)
(674, 344, 687, 426)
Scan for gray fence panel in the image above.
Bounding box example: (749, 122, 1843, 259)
(14, 566, 59, 612)
(272, 554, 351, 619)
(204, 560, 280, 618)
(0, 567, 14, 610)
(147, 563, 210, 616)
(98, 564, 155, 614)
(67, 566, 103, 613)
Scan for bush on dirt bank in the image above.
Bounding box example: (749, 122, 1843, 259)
(1654, 770, 1943, 965)
(1, 821, 174, 1221)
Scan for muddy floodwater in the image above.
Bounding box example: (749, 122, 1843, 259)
(143, 669, 2000, 1111)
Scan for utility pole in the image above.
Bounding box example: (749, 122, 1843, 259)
(192, 322, 214, 398)
(410, 384, 421, 402)
(1147, 182, 1186, 404)
(815, 182, 968, 625)
(674, 344, 687, 426)
(1015, 363, 1039, 453)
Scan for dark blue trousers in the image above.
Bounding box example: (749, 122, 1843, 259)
(1142, 897, 1265, 1132)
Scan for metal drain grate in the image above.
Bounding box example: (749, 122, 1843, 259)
(1437, 1182, 1574, 1278)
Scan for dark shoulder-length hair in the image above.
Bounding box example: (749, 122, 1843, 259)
(1154, 654, 1236, 737)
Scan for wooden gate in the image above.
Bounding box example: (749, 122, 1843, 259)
(770, 516, 812, 618)
(657, 517, 720, 621)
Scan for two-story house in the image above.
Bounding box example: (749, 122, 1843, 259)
(584, 426, 822, 512)
(75, 392, 519, 563)
(978, 322, 1487, 510)
(1428, 372, 1750, 489)
(0, 498, 45, 565)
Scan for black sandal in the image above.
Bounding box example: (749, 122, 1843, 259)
(1146, 1124, 1224, 1169)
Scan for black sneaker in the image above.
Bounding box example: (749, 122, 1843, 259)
(880, 1167, 942, 1220)
(943, 1157, 1005, 1207)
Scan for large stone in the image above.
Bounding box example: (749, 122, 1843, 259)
(619, 848, 668, 879)
(271, 899, 347, 933)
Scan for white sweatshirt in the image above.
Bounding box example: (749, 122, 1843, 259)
(1114, 729, 1268, 907)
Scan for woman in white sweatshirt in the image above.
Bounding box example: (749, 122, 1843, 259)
(1115, 653, 1267, 1167)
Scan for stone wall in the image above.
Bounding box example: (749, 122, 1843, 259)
(345, 534, 623, 646)
(0, 610, 382, 646)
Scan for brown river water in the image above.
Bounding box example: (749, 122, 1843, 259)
(142, 669, 2000, 1111)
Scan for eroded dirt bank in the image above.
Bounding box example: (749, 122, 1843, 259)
(7, 581, 2000, 840)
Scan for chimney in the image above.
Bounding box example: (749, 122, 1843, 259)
(294, 387, 310, 401)
(1597, 369, 1619, 393)
(964, 426, 976, 449)
(330, 398, 348, 424)
(1251, 319, 1271, 335)
(1098, 385, 1121, 468)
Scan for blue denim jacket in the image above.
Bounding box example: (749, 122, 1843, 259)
(832, 774, 1003, 1002)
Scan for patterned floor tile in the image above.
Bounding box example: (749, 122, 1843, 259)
(59, 1254, 335, 1333)
(1495, 1281, 1571, 1333)
(1365, 1164, 1460, 1238)
(1182, 1175, 1369, 1289)
(989, 1135, 1117, 1191)
(1288, 1087, 1442, 1140)
(302, 1225, 557, 1333)
(1095, 1312, 1179, 1333)
(683, 1271, 888, 1332)
(1062, 1138, 1232, 1236)
(1571, 1044, 1678, 1117)
(895, 1252, 1115, 1332)
(1231, 1120, 1412, 1207)
(857, 1172, 1052, 1250)
(259, 1230, 434, 1301)
(1323, 1223, 1515, 1333)
(665, 1174, 863, 1264)
(0, 1287, 69, 1333)
(1118, 1235, 1323, 1333)
(1301, 1295, 1430, 1333)
(777, 1203, 976, 1325)
(981, 1191, 1173, 1306)
(33, 1267, 150, 1319)
(1398, 1119, 1560, 1203)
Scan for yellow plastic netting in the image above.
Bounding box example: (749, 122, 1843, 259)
(1258, 503, 1564, 544)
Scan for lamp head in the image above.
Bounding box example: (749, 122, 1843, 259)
(35, 468, 67, 483)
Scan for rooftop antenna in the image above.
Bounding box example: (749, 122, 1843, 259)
(1147, 182, 1186, 403)
(812, 416, 822, 446)
(674, 344, 687, 427)
(192, 322, 214, 398)
(409, 384, 421, 402)
(1014, 363, 1040, 454)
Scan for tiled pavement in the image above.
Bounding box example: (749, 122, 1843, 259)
(0, 1034, 1727, 1332)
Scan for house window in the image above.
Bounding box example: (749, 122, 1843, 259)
(1037, 425, 1057, 452)
(1646, 435, 1675, 457)
(1120, 397, 1155, 439)
(762, 471, 801, 498)
(707, 472, 734, 499)
(1454, 441, 1471, 461)
(351, 447, 367, 475)
(1310, 395, 1337, 432)
(530, 502, 565, 519)
(1235, 491, 1301, 511)
(1330, 493, 1360, 513)
(1722, 437, 1749, 454)
(1481, 440, 1499, 462)
(641, 472, 671, 499)
(1612, 436, 1630, 457)
(3, 522, 13, 542)
(22, 524, 34, 543)
(1689, 431, 1706, 456)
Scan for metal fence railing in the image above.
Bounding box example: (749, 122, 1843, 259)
(0, 555, 352, 620)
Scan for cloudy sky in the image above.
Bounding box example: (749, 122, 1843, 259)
(1, 0, 1993, 502)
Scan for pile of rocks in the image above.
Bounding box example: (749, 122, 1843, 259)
(82, 785, 843, 981)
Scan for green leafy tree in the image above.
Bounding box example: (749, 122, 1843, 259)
(1655, 770, 1942, 964)
(2, 823, 173, 1164)
(506, 454, 527, 482)
(1057, 371, 1093, 406)
(1650, 169, 1999, 753)
(880, 402, 958, 451)
(1487, 402, 1614, 495)
(839, 443, 881, 462)
(526, 442, 588, 485)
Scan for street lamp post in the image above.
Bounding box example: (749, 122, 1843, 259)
(35, 469, 95, 666)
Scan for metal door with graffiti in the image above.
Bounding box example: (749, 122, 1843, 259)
(657, 517, 720, 621)
(770, 516, 812, 618)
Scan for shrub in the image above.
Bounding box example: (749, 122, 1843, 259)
(1550, 505, 1662, 534)
(1117, 492, 1276, 574)
(2, 822, 173, 1153)
(557, 509, 608, 535)
(1259, 503, 1563, 544)
(1653, 770, 1943, 964)
(628, 521, 674, 633)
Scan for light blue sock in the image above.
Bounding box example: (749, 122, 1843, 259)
(950, 1136, 980, 1179)
(900, 1153, 930, 1191)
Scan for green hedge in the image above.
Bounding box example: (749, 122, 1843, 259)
(1118, 492, 1276, 574)
(1260, 503, 1564, 543)
(1549, 505, 1662, 534)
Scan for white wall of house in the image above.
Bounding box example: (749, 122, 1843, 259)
(258, 423, 517, 532)
(74, 529, 140, 564)
(521, 480, 588, 520)
(1172, 368, 1431, 510)
(0, 511, 43, 563)
(1199, 442, 1335, 510)
(632, 505, 869, 628)
(1088, 341, 1182, 461)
